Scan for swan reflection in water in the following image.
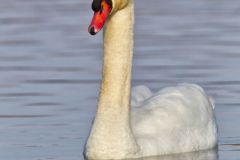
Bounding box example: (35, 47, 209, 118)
(123, 149, 218, 160)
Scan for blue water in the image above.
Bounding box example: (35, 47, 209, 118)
(0, 0, 240, 159)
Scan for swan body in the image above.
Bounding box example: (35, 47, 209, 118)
(84, 0, 217, 159)
(131, 84, 217, 157)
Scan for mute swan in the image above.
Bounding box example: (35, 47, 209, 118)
(84, 0, 217, 159)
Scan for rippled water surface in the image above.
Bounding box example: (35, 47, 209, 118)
(0, 0, 240, 159)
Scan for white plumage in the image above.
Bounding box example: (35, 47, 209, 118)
(131, 84, 217, 156)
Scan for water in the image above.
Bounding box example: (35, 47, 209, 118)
(0, 0, 240, 159)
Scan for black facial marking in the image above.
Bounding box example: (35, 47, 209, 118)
(91, 0, 112, 12)
(92, 0, 102, 12)
(105, 0, 112, 7)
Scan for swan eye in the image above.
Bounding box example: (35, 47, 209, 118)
(99, 5, 103, 14)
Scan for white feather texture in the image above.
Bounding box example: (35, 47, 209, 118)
(131, 84, 217, 156)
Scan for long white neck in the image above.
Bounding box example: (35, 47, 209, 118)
(85, 0, 140, 159)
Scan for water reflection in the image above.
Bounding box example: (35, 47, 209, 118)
(126, 149, 218, 160)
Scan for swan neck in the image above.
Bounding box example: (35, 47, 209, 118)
(85, 1, 140, 159)
(100, 1, 134, 113)
(96, 0, 134, 134)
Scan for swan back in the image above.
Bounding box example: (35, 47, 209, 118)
(131, 84, 217, 156)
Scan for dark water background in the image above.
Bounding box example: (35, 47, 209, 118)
(0, 0, 240, 159)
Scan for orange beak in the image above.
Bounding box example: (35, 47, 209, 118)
(88, 0, 112, 35)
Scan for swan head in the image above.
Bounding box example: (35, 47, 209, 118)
(88, 0, 129, 35)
